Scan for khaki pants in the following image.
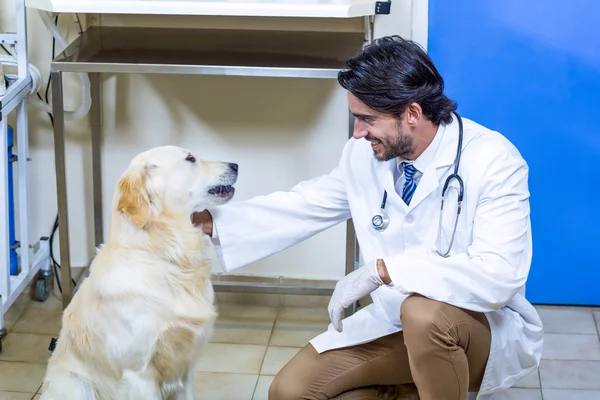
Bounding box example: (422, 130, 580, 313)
(268, 294, 491, 400)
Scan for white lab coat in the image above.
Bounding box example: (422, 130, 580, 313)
(208, 116, 544, 399)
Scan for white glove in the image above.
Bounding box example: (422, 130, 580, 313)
(328, 260, 385, 332)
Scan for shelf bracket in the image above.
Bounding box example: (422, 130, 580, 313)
(0, 34, 18, 45)
(375, 0, 392, 15)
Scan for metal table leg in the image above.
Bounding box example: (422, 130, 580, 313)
(90, 73, 103, 248)
(70, 72, 103, 293)
(51, 70, 74, 308)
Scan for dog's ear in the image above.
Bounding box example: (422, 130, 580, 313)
(117, 165, 152, 228)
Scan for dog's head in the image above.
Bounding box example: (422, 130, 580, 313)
(115, 145, 238, 228)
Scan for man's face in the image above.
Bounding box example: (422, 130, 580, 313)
(348, 93, 414, 162)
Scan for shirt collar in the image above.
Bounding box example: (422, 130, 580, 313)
(396, 122, 447, 174)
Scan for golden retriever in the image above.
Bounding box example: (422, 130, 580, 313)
(40, 145, 238, 400)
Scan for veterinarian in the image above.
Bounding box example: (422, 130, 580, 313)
(192, 35, 543, 400)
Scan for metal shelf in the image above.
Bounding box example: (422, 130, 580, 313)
(26, 0, 383, 18)
(46, 11, 378, 310)
(52, 26, 366, 79)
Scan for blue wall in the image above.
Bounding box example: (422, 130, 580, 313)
(427, 0, 600, 306)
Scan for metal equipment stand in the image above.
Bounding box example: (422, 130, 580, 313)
(0, 0, 36, 352)
(49, 26, 372, 313)
(29, 3, 388, 313)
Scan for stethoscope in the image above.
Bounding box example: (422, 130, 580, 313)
(371, 112, 464, 258)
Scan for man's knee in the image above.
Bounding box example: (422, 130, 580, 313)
(400, 294, 450, 338)
(267, 345, 324, 400)
(268, 372, 302, 400)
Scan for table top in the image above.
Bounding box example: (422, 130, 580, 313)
(26, 0, 381, 18)
(51, 26, 366, 78)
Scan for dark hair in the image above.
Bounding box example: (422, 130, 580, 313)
(338, 35, 457, 125)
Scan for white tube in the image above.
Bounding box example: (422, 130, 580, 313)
(1, 12, 92, 121)
(0, 55, 44, 95)
(38, 10, 91, 121)
(0, 54, 65, 119)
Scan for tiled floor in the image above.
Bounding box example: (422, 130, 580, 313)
(1, 290, 600, 399)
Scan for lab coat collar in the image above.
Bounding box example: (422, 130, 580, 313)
(394, 119, 445, 175)
(374, 116, 462, 211)
(432, 114, 462, 170)
(403, 116, 462, 211)
(407, 117, 458, 212)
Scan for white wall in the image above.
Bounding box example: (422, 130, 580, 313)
(1, 0, 427, 280)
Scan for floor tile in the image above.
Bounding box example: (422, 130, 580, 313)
(275, 306, 330, 322)
(493, 388, 542, 400)
(0, 333, 54, 364)
(540, 359, 600, 390)
(0, 392, 34, 400)
(512, 368, 540, 388)
(0, 361, 47, 393)
(543, 389, 600, 400)
(253, 375, 275, 400)
(594, 310, 600, 334)
(193, 372, 258, 400)
(541, 333, 600, 360)
(2, 293, 30, 332)
(11, 307, 62, 336)
(269, 307, 330, 347)
(535, 306, 598, 334)
(26, 293, 62, 311)
(260, 346, 301, 376)
(194, 343, 267, 374)
(211, 305, 278, 346)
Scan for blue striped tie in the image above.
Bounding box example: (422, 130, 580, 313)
(401, 162, 418, 205)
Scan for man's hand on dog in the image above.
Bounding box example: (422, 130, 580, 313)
(192, 210, 213, 237)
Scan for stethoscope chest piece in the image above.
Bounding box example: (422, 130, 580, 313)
(371, 190, 390, 231)
(371, 209, 390, 231)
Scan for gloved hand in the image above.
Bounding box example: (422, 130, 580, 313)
(328, 260, 385, 332)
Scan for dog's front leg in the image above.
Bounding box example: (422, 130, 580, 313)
(119, 370, 163, 400)
(181, 367, 195, 400)
(169, 367, 194, 400)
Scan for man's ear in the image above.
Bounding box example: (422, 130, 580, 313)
(117, 165, 152, 228)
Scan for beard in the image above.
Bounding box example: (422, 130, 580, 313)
(367, 128, 414, 162)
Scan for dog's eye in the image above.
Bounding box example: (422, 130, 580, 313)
(186, 155, 196, 163)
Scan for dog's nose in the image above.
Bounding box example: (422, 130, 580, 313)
(228, 163, 239, 173)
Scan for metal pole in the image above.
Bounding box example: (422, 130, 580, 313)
(90, 73, 103, 247)
(51, 70, 74, 307)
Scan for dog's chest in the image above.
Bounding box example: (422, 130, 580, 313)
(163, 259, 215, 319)
(152, 270, 215, 388)
(152, 324, 202, 386)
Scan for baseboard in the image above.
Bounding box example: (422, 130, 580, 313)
(33, 267, 338, 308)
(212, 273, 337, 308)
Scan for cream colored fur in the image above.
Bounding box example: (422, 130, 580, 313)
(39, 145, 238, 400)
